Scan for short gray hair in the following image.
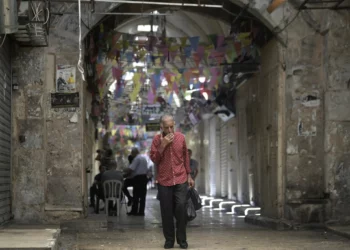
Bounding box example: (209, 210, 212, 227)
(131, 147, 139, 155)
(160, 114, 174, 124)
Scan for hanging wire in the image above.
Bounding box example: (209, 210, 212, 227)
(77, 0, 86, 81)
(0, 33, 7, 48)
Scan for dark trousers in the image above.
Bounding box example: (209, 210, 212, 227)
(122, 178, 134, 201)
(131, 175, 148, 214)
(158, 182, 188, 243)
(90, 185, 96, 206)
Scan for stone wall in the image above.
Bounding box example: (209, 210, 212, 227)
(235, 39, 284, 218)
(323, 10, 350, 224)
(12, 34, 95, 223)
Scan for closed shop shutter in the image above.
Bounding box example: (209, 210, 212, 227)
(220, 121, 228, 198)
(0, 39, 12, 225)
(209, 117, 217, 196)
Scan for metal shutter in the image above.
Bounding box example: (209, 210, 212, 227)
(220, 121, 228, 198)
(0, 38, 12, 225)
(209, 117, 217, 196)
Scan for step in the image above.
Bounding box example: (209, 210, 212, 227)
(235, 206, 260, 216)
(213, 201, 237, 211)
(0, 224, 60, 250)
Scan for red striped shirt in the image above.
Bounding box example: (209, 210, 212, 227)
(150, 132, 191, 186)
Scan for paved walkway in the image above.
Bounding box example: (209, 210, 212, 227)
(58, 190, 350, 250)
(0, 224, 60, 249)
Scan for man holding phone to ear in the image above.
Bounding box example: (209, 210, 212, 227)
(150, 115, 194, 249)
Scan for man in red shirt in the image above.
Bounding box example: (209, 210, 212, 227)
(150, 115, 194, 249)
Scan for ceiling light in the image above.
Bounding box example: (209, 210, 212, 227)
(173, 92, 181, 108)
(202, 92, 209, 100)
(135, 36, 148, 41)
(185, 94, 192, 101)
(161, 79, 168, 86)
(137, 25, 159, 32)
(198, 76, 206, 83)
(133, 62, 145, 67)
(123, 72, 134, 81)
(109, 80, 117, 93)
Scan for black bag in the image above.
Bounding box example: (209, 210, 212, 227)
(188, 188, 202, 211)
(186, 198, 196, 221)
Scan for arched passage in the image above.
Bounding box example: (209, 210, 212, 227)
(9, 0, 350, 229)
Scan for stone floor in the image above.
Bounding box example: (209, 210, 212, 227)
(0, 224, 60, 249)
(58, 190, 350, 250)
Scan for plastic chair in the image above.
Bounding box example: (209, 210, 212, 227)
(103, 180, 123, 217)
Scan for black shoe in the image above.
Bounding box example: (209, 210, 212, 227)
(136, 213, 145, 216)
(164, 241, 174, 249)
(178, 241, 188, 249)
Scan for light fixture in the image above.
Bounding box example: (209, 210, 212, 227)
(173, 92, 181, 108)
(123, 72, 134, 81)
(137, 25, 159, 32)
(198, 76, 206, 83)
(135, 36, 148, 41)
(161, 79, 168, 86)
(189, 84, 193, 90)
(202, 92, 209, 100)
(108, 80, 117, 92)
(133, 62, 145, 67)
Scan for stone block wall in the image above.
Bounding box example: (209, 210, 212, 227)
(11, 34, 95, 223)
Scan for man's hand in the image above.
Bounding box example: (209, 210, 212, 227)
(160, 133, 174, 149)
(188, 175, 195, 188)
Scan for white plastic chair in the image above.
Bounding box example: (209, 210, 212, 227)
(103, 180, 123, 217)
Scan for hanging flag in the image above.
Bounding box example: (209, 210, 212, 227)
(148, 88, 155, 104)
(112, 67, 122, 79)
(184, 46, 192, 58)
(180, 55, 187, 66)
(168, 92, 174, 105)
(96, 64, 104, 78)
(197, 46, 205, 61)
(126, 52, 133, 65)
(170, 51, 178, 62)
(225, 43, 237, 63)
(173, 82, 179, 93)
(153, 73, 162, 90)
(217, 35, 225, 48)
(189, 36, 200, 52)
(208, 34, 217, 48)
(180, 37, 188, 48)
(193, 54, 201, 68)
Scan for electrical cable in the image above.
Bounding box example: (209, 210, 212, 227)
(275, 10, 300, 34)
(77, 0, 86, 81)
(0, 33, 7, 48)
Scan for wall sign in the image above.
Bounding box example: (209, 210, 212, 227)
(56, 65, 76, 93)
(145, 123, 160, 132)
(51, 92, 80, 108)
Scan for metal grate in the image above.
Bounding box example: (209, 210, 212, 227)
(14, 0, 50, 47)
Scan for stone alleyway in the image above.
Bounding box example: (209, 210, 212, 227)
(58, 191, 350, 250)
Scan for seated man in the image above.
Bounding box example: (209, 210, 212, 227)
(91, 165, 106, 214)
(122, 154, 135, 206)
(101, 162, 124, 216)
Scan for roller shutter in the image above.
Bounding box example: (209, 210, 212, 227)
(0, 38, 12, 225)
(220, 121, 228, 198)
